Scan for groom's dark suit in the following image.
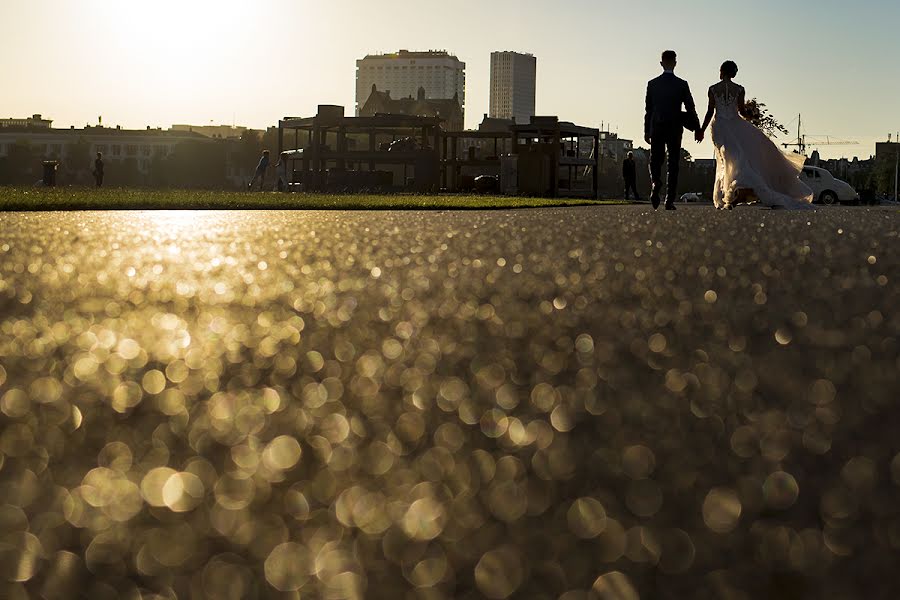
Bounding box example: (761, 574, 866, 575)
(644, 71, 699, 208)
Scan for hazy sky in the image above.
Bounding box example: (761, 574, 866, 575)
(2, 0, 897, 158)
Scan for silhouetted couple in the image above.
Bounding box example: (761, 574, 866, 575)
(644, 50, 812, 210)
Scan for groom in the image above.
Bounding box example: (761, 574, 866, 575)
(644, 50, 700, 210)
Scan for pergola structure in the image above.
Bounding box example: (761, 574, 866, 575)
(278, 106, 442, 193)
(440, 130, 514, 192)
(511, 117, 600, 198)
(277, 106, 600, 198)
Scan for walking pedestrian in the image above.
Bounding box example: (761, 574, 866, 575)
(248, 150, 270, 191)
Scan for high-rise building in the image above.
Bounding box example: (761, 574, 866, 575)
(355, 50, 466, 119)
(489, 52, 536, 124)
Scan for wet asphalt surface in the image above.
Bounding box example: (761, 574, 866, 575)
(0, 206, 898, 600)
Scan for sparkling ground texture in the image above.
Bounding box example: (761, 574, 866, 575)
(0, 206, 898, 600)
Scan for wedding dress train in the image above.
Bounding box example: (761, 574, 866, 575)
(710, 82, 813, 210)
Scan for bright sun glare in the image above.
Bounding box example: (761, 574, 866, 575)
(100, 1, 253, 78)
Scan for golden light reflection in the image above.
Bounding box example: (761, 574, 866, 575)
(0, 209, 897, 598)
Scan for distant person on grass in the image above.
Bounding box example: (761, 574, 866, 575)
(622, 151, 640, 200)
(249, 150, 270, 191)
(274, 153, 291, 192)
(93, 152, 104, 188)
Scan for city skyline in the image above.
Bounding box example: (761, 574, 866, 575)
(2, 0, 898, 159)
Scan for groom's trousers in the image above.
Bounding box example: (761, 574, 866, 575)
(649, 127, 682, 204)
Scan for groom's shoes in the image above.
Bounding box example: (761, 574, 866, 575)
(650, 190, 661, 210)
(665, 203, 677, 211)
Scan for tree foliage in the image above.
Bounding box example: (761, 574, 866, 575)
(741, 98, 789, 138)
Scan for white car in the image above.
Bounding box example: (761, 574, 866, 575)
(680, 192, 704, 203)
(800, 167, 860, 205)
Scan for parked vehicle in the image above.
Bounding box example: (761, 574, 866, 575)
(680, 192, 704, 203)
(800, 167, 860, 205)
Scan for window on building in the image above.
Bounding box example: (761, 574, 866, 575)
(126, 145, 137, 156)
(112, 145, 121, 156)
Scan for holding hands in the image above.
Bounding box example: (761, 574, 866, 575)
(695, 129, 704, 143)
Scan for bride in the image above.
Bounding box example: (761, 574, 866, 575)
(695, 61, 813, 210)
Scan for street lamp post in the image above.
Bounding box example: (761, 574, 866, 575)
(894, 133, 900, 203)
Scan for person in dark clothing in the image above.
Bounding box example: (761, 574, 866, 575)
(622, 151, 640, 200)
(644, 50, 699, 210)
(93, 152, 104, 188)
(249, 150, 270, 191)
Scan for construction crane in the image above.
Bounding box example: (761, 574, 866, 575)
(781, 114, 859, 155)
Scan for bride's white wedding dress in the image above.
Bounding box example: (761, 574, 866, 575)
(710, 81, 813, 209)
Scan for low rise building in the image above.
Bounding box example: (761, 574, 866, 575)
(171, 124, 260, 140)
(0, 117, 260, 188)
(875, 142, 899, 163)
(359, 86, 464, 132)
(595, 131, 633, 164)
(0, 124, 206, 174)
(478, 114, 516, 132)
(875, 142, 899, 195)
(0, 114, 53, 129)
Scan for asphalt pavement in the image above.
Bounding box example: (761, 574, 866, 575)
(0, 206, 898, 599)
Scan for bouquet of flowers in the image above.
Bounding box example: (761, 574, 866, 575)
(740, 100, 762, 124)
(740, 98, 789, 138)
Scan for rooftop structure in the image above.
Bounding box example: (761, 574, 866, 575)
(171, 124, 258, 140)
(1, 114, 53, 129)
(359, 86, 464, 132)
(479, 114, 516, 133)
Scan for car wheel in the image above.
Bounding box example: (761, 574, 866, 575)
(820, 191, 838, 205)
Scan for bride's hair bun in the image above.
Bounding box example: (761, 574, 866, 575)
(721, 61, 738, 78)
